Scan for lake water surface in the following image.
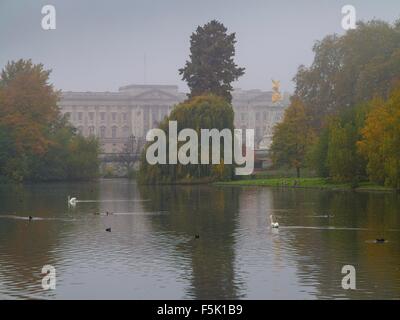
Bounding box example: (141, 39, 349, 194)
(0, 179, 399, 299)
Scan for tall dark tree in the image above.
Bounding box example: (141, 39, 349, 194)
(179, 20, 245, 103)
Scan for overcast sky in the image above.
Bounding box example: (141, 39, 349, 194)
(0, 0, 399, 93)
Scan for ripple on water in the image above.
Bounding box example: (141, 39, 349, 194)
(1, 181, 400, 299)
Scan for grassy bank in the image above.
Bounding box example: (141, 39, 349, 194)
(215, 177, 397, 193)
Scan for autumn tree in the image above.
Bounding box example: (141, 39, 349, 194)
(0, 60, 59, 159)
(271, 98, 315, 178)
(293, 19, 400, 130)
(358, 87, 400, 189)
(179, 20, 245, 103)
(0, 59, 99, 182)
(275, 17, 400, 182)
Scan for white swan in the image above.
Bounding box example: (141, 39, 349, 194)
(68, 196, 77, 207)
(270, 215, 279, 228)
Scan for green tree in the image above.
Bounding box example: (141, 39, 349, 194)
(325, 107, 367, 184)
(307, 105, 368, 184)
(271, 98, 316, 178)
(0, 125, 16, 181)
(293, 19, 400, 130)
(139, 95, 235, 184)
(179, 20, 245, 103)
(307, 127, 330, 177)
(65, 135, 100, 180)
(27, 121, 100, 181)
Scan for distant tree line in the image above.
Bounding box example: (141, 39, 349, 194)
(0, 59, 99, 182)
(271, 19, 400, 189)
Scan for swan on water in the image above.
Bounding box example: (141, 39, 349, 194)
(270, 215, 279, 228)
(68, 196, 77, 207)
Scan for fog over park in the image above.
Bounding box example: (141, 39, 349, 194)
(1, 0, 399, 93)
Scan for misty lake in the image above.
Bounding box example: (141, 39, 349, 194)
(0, 179, 399, 299)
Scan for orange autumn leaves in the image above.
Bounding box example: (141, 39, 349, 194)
(0, 59, 99, 182)
(271, 98, 316, 178)
(0, 60, 59, 157)
(271, 85, 400, 188)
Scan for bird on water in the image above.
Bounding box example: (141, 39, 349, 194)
(270, 215, 279, 228)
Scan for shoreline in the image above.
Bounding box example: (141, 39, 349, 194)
(214, 178, 398, 193)
(1, 176, 398, 194)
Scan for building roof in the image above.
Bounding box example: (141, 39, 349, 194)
(59, 84, 290, 107)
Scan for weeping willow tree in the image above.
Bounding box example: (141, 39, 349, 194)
(138, 95, 235, 184)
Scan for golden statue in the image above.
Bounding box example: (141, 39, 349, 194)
(271, 79, 282, 103)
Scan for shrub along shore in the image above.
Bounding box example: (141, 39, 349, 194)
(214, 177, 397, 193)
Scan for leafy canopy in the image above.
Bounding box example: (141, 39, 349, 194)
(179, 20, 245, 103)
(0, 59, 99, 182)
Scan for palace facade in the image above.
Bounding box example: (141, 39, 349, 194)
(58, 84, 289, 154)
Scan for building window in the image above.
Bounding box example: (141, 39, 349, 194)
(152, 110, 158, 122)
(263, 112, 267, 121)
(100, 126, 106, 138)
(112, 126, 117, 138)
(89, 112, 94, 121)
(122, 113, 128, 121)
(241, 113, 246, 121)
(100, 112, 106, 121)
(123, 126, 130, 138)
(78, 112, 83, 121)
(256, 112, 260, 121)
(112, 112, 117, 122)
(77, 126, 84, 135)
(64, 112, 71, 120)
(89, 126, 95, 136)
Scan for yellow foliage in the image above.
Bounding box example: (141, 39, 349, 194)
(358, 87, 400, 189)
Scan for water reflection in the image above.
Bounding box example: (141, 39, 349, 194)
(138, 185, 242, 299)
(0, 180, 399, 299)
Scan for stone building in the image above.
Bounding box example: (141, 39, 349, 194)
(58, 84, 289, 154)
(232, 88, 289, 149)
